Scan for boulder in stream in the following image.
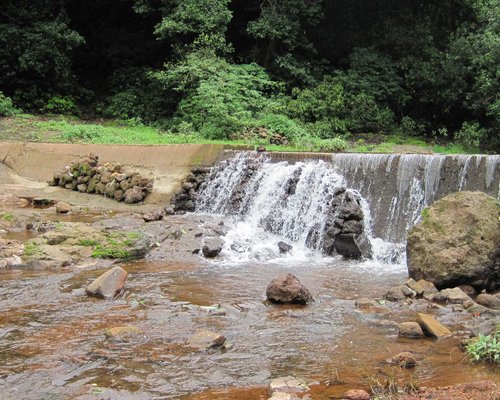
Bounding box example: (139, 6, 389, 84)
(407, 192, 500, 291)
(266, 273, 313, 305)
(86, 266, 128, 299)
(202, 239, 223, 258)
(333, 234, 372, 259)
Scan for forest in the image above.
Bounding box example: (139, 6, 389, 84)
(0, 0, 498, 152)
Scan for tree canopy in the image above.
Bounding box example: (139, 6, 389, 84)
(0, 0, 498, 151)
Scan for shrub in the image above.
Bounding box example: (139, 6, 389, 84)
(45, 96, 78, 115)
(344, 93, 395, 133)
(60, 124, 104, 142)
(396, 116, 426, 137)
(0, 91, 20, 117)
(454, 121, 486, 150)
(159, 53, 281, 139)
(294, 135, 349, 152)
(253, 113, 307, 139)
(466, 326, 500, 364)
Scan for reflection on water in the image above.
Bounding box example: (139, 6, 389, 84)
(0, 254, 498, 400)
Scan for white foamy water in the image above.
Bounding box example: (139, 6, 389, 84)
(196, 151, 499, 271)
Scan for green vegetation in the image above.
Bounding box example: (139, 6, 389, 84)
(90, 232, 142, 260)
(466, 326, 500, 364)
(0, 212, 15, 222)
(0, 1, 498, 152)
(78, 239, 100, 247)
(23, 242, 42, 258)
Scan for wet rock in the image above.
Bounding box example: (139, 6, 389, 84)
(333, 234, 372, 259)
(188, 330, 226, 350)
(342, 220, 363, 235)
(400, 285, 417, 298)
(266, 274, 313, 305)
(202, 239, 223, 258)
(355, 298, 378, 308)
(407, 192, 500, 291)
(458, 284, 477, 297)
(384, 287, 405, 302)
(86, 266, 128, 299)
(124, 186, 145, 204)
(343, 389, 371, 400)
(278, 241, 293, 254)
(337, 202, 364, 221)
(257, 145, 267, 152)
(416, 313, 451, 338)
(476, 293, 500, 309)
(417, 279, 438, 297)
(268, 393, 299, 400)
(143, 209, 164, 222)
(269, 376, 308, 393)
(164, 206, 175, 215)
(386, 352, 417, 368)
(398, 322, 424, 339)
(431, 287, 472, 305)
(406, 278, 425, 296)
(104, 326, 144, 341)
(55, 201, 71, 214)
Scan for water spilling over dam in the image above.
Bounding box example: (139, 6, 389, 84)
(196, 151, 500, 263)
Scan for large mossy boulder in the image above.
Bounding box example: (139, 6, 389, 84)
(407, 191, 500, 291)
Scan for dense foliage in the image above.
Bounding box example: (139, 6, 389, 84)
(0, 0, 498, 151)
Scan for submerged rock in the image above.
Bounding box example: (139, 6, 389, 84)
(266, 274, 313, 305)
(143, 209, 164, 222)
(188, 330, 226, 350)
(407, 191, 500, 291)
(104, 326, 144, 341)
(355, 298, 378, 308)
(384, 287, 406, 302)
(86, 266, 128, 299)
(386, 351, 418, 368)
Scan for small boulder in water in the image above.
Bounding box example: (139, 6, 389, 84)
(188, 330, 226, 350)
(333, 233, 372, 259)
(104, 326, 143, 341)
(398, 322, 424, 338)
(143, 209, 164, 222)
(86, 266, 128, 299)
(384, 287, 406, 302)
(278, 241, 293, 254)
(55, 201, 71, 214)
(202, 239, 223, 258)
(431, 287, 472, 305)
(386, 351, 418, 368)
(476, 294, 500, 310)
(266, 274, 313, 305)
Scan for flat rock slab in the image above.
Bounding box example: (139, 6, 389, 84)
(417, 313, 451, 338)
(476, 294, 500, 310)
(188, 330, 226, 350)
(431, 287, 472, 304)
(270, 376, 309, 393)
(343, 389, 371, 400)
(86, 266, 128, 299)
(104, 326, 144, 341)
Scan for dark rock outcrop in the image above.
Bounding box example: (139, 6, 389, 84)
(407, 191, 500, 291)
(170, 167, 211, 213)
(266, 273, 313, 304)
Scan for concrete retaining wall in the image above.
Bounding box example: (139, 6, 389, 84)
(0, 142, 229, 203)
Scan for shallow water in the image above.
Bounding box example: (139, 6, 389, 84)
(0, 231, 498, 399)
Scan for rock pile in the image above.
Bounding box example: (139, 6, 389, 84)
(170, 166, 212, 212)
(49, 154, 153, 204)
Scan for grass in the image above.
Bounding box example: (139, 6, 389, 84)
(0, 212, 15, 222)
(89, 231, 143, 259)
(0, 113, 475, 154)
(23, 242, 42, 257)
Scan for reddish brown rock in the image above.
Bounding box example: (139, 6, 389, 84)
(266, 274, 313, 304)
(398, 322, 424, 339)
(86, 266, 128, 299)
(343, 389, 371, 400)
(386, 351, 418, 368)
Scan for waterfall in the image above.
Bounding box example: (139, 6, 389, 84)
(196, 151, 500, 265)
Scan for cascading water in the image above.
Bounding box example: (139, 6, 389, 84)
(196, 151, 500, 268)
